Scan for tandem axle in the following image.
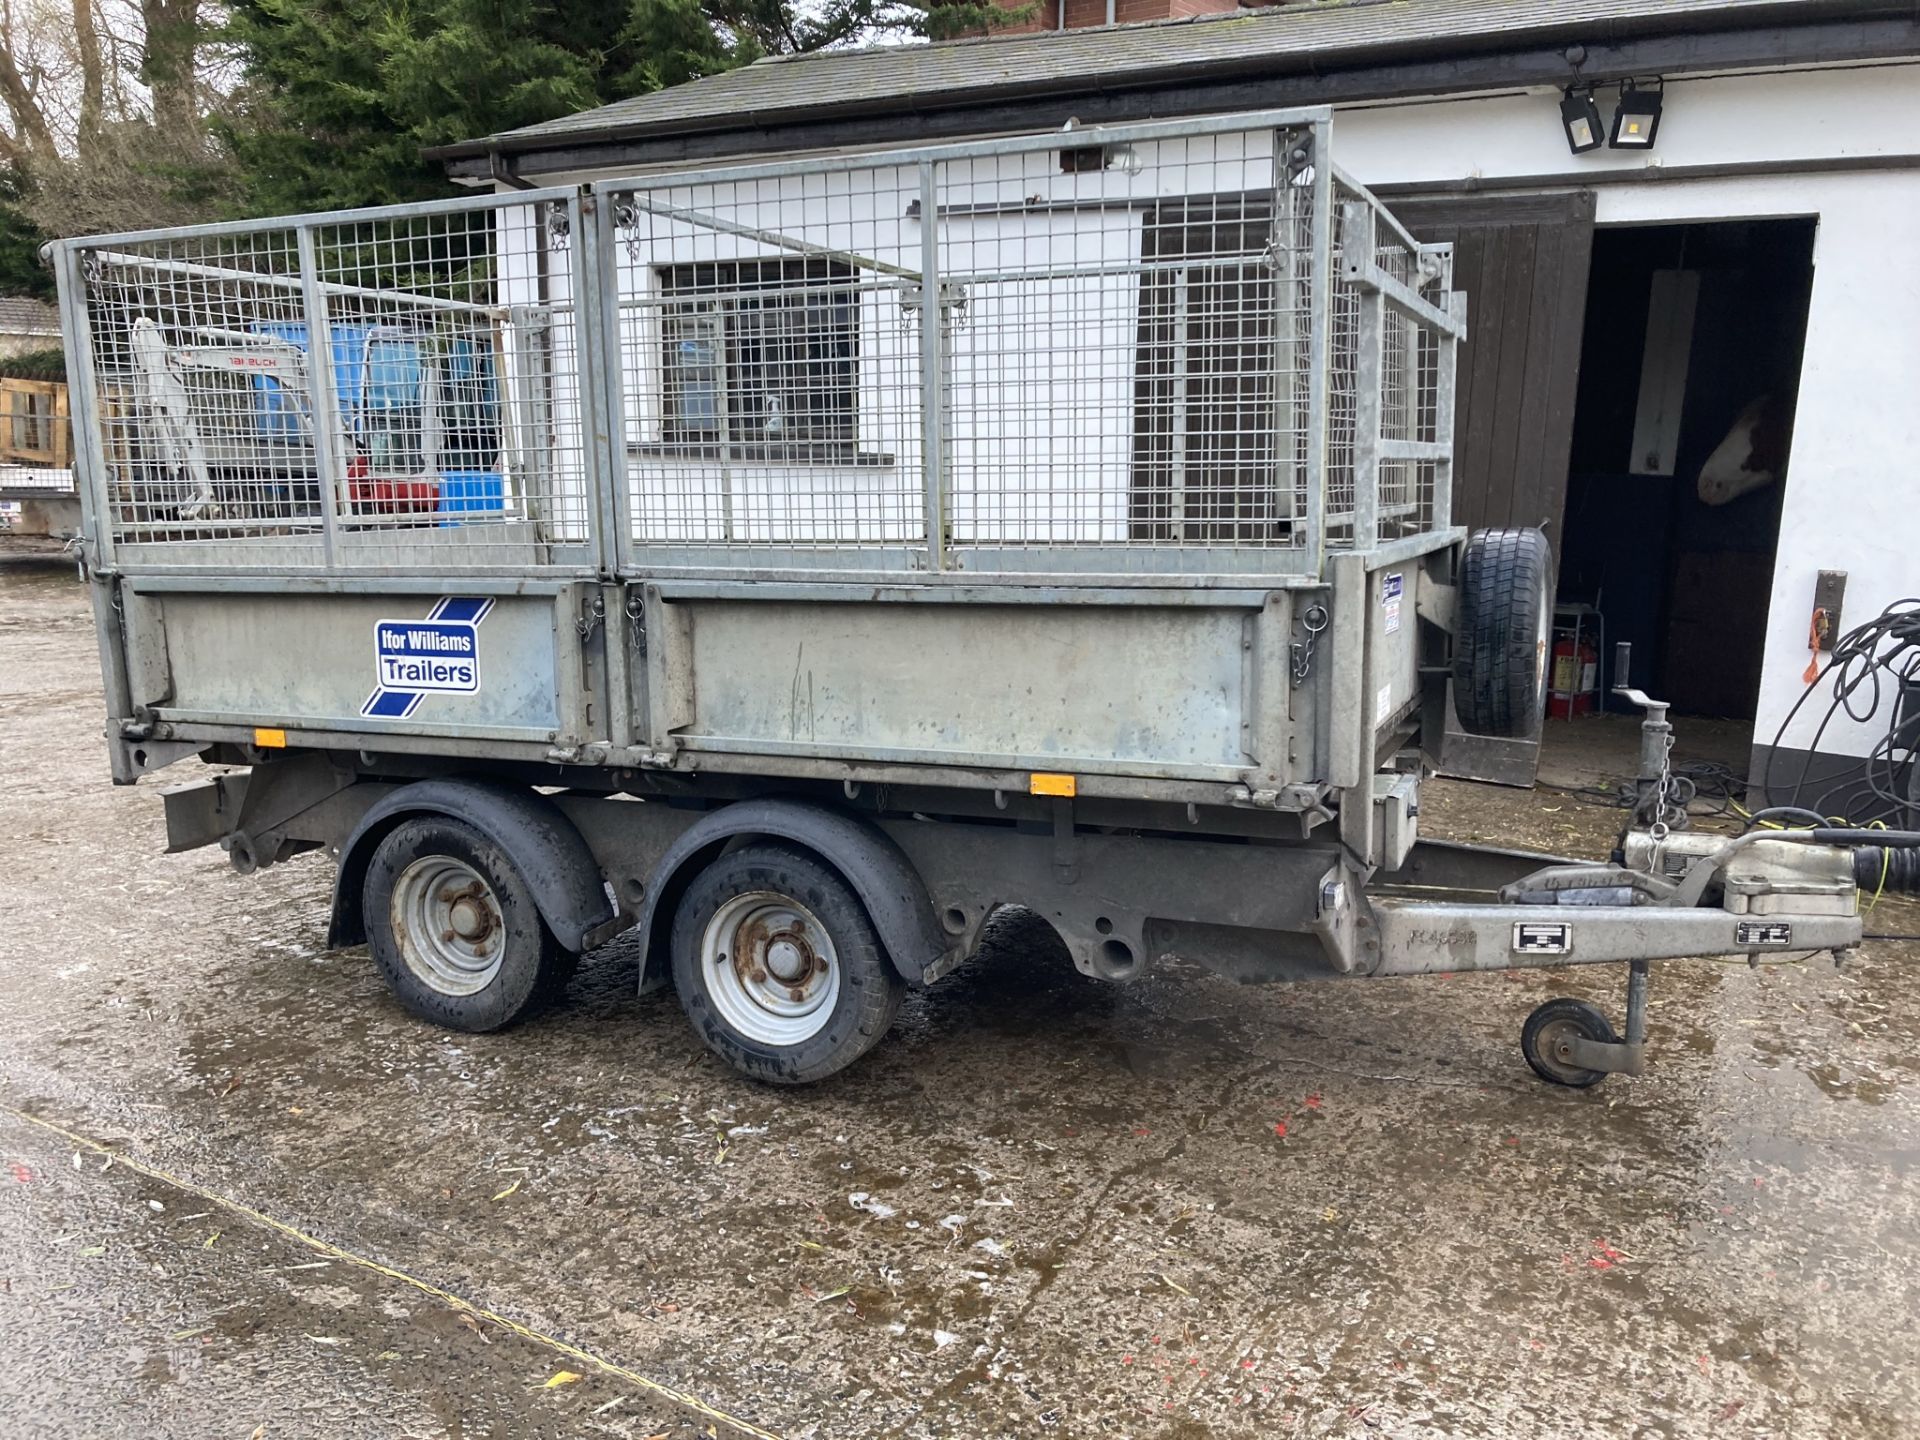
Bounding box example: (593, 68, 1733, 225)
(156, 708, 1895, 1088)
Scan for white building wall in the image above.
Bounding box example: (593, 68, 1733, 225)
(505, 134, 1276, 549)
(507, 59, 1920, 754)
(1332, 63, 1920, 759)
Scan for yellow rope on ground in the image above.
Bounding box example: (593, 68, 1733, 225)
(1, 1102, 783, 1440)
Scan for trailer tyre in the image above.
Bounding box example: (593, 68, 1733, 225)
(670, 843, 903, 1084)
(1454, 527, 1554, 738)
(1521, 997, 1617, 1089)
(363, 815, 565, 1033)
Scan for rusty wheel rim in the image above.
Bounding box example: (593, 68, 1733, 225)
(700, 891, 840, 1046)
(390, 857, 506, 997)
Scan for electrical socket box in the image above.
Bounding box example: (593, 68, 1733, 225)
(1895, 677, 1920, 753)
(1814, 570, 1847, 648)
(1373, 771, 1420, 871)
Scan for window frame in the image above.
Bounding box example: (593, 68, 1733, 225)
(654, 257, 863, 465)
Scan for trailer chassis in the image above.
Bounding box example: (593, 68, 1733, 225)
(154, 689, 1879, 1088)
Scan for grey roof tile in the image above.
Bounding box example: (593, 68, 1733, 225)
(445, 0, 1863, 155)
(0, 296, 59, 334)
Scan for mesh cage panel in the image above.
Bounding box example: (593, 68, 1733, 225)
(60, 114, 1461, 580)
(608, 165, 926, 557)
(69, 192, 591, 572)
(604, 121, 1329, 569)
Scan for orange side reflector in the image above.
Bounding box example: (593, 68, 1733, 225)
(1028, 772, 1077, 798)
(253, 727, 288, 749)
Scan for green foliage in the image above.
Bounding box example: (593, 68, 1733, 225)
(0, 348, 67, 382)
(221, 0, 643, 215)
(222, 0, 1040, 218)
(897, 0, 1041, 41)
(0, 171, 52, 300)
(623, 0, 756, 92)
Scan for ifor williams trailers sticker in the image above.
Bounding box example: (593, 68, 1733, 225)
(362, 597, 493, 719)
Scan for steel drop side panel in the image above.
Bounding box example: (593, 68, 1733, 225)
(102, 565, 1435, 801)
(114, 578, 598, 752)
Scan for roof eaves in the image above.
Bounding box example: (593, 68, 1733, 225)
(428, 0, 1897, 164)
(427, 10, 1478, 162)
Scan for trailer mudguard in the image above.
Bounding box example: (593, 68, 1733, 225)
(635, 798, 953, 991)
(328, 779, 616, 954)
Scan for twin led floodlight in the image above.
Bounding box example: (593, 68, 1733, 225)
(1559, 78, 1664, 156)
(1610, 80, 1664, 149)
(1560, 87, 1604, 153)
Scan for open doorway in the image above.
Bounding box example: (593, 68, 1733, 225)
(1557, 219, 1816, 732)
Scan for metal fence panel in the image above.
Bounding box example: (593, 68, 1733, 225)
(602, 158, 932, 574)
(57, 188, 597, 575)
(1331, 171, 1460, 550)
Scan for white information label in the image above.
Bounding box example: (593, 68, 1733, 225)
(1513, 921, 1572, 955)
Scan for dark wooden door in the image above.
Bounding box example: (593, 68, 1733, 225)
(1386, 191, 1597, 785)
(1386, 191, 1597, 542)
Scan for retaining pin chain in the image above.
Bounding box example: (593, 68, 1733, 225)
(624, 589, 647, 653)
(1291, 603, 1329, 687)
(577, 593, 606, 643)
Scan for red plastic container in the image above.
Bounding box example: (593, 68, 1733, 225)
(345, 455, 440, 515)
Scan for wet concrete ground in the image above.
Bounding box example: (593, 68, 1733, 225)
(3, 551, 1918, 1438)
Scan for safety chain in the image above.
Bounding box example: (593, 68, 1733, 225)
(1647, 728, 1677, 841)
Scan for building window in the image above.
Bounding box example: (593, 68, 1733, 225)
(658, 258, 858, 461)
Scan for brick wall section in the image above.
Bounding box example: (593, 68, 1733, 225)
(994, 0, 1241, 34)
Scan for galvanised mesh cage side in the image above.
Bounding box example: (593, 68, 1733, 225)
(57, 110, 1460, 584)
(603, 162, 929, 567)
(1368, 209, 1451, 545)
(595, 111, 1365, 578)
(58, 188, 597, 575)
(938, 126, 1318, 555)
(1327, 169, 1463, 551)
(1325, 199, 1359, 551)
(71, 224, 312, 567)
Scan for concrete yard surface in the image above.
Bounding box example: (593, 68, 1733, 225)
(2, 551, 1918, 1439)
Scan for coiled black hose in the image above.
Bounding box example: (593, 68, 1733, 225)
(1854, 845, 1920, 893)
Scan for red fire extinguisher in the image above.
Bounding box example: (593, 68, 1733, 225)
(1549, 632, 1599, 719)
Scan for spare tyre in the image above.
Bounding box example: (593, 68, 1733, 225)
(1453, 527, 1554, 738)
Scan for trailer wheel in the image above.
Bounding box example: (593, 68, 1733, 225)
(670, 843, 903, 1084)
(1520, 997, 1617, 1088)
(1454, 527, 1554, 737)
(363, 816, 565, 1033)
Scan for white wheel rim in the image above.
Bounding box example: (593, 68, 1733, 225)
(389, 856, 506, 996)
(701, 891, 841, 1046)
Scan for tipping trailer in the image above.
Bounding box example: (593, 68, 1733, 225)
(49, 111, 1912, 1085)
